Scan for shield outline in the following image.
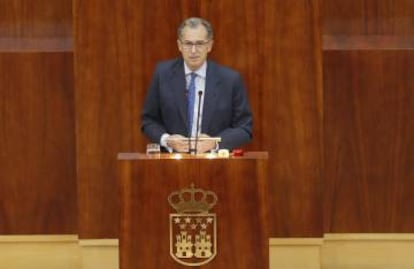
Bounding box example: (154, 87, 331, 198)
(169, 213, 217, 266)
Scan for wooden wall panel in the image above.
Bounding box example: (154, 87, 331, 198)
(0, 0, 72, 38)
(75, 0, 323, 238)
(1, 0, 411, 239)
(0, 52, 77, 234)
(322, 0, 414, 232)
(323, 50, 414, 232)
(198, 1, 266, 151)
(74, 0, 201, 238)
(323, 0, 414, 35)
(261, 1, 323, 237)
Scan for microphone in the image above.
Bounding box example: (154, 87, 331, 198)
(194, 90, 203, 154)
(187, 89, 192, 154)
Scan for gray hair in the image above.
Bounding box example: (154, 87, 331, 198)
(177, 17, 214, 40)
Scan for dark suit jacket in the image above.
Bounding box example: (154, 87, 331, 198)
(141, 58, 253, 150)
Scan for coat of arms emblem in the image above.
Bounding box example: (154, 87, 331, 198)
(168, 184, 218, 266)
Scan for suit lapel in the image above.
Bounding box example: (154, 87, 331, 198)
(168, 60, 187, 130)
(202, 61, 221, 132)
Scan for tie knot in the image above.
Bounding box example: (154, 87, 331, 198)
(190, 72, 197, 80)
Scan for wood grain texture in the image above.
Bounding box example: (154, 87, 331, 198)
(323, 35, 414, 50)
(0, 52, 77, 234)
(323, 0, 414, 35)
(323, 50, 414, 232)
(74, 0, 323, 238)
(0, 0, 72, 38)
(198, 1, 267, 150)
(1, 0, 413, 239)
(0, 0, 72, 51)
(119, 156, 269, 269)
(261, 0, 324, 237)
(3, 0, 412, 238)
(0, 37, 72, 52)
(74, 0, 197, 238)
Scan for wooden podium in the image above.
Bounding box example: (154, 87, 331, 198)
(118, 152, 269, 269)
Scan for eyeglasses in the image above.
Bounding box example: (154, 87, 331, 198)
(180, 40, 210, 50)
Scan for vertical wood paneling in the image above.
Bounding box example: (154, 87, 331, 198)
(323, 0, 414, 35)
(0, 0, 72, 37)
(74, 0, 200, 238)
(1, 0, 412, 239)
(322, 0, 414, 233)
(0, 0, 73, 51)
(262, 0, 323, 237)
(0, 53, 77, 234)
(74, 0, 141, 238)
(75, 0, 323, 238)
(323, 50, 414, 232)
(199, 1, 266, 151)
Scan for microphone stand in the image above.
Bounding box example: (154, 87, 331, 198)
(194, 90, 203, 154)
(186, 88, 193, 155)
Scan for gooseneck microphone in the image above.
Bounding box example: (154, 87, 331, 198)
(186, 88, 193, 154)
(194, 90, 203, 154)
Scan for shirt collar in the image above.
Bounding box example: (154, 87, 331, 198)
(184, 61, 207, 79)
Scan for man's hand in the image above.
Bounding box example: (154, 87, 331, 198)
(166, 134, 189, 153)
(196, 133, 217, 153)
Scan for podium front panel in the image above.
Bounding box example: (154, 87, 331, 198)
(118, 153, 269, 269)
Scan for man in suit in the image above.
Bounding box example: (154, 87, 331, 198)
(141, 17, 252, 153)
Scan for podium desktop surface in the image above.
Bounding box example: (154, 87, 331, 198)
(117, 151, 268, 160)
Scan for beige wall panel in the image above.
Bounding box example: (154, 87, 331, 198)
(2, 235, 414, 269)
(270, 238, 322, 269)
(79, 239, 119, 269)
(0, 235, 80, 269)
(322, 234, 414, 269)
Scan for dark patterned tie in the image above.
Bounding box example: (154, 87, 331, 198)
(187, 72, 197, 136)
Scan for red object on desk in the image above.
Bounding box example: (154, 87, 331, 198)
(232, 148, 244, 156)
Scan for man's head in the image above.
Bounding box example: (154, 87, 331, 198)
(177, 17, 214, 71)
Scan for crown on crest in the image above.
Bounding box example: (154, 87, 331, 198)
(168, 183, 218, 213)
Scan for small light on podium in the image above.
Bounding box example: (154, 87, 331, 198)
(205, 152, 217, 159)
(171, 153, 183, 160)
(217, 149, 230, 158)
